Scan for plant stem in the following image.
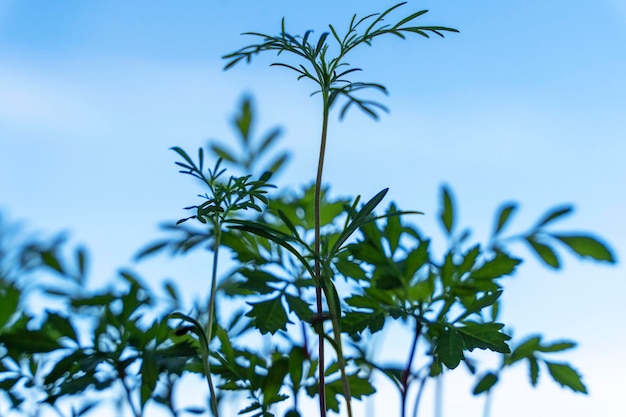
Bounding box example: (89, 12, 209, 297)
(401, 319, 422, 417)
(205, 226, 221, 417)
(483, 390, 493, 417)
(314, 97, 330, 417)
(411, 373, 428, 417)
(434, 371, 443, 417)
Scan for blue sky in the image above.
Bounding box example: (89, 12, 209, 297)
(1, 1, 625, 416)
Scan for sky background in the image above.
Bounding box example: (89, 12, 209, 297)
(1, 0, 625, 416)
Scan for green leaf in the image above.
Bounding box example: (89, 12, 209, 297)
(384, 204, 402, 253)
(439, 185, 454, 235)
(330, 189, 389, 256)
(402, 241, 430, 279)
(0, 284, 19, 329)
(41, 249, 64, 275)
(526, 237, 560, 268)
(284, 294, 314, 322)
(287, 346, 306, 391)
(342, 311, 385, 336)
(263, 356, 289, 404)
(238, 269, 282, 295)
(457, 322, 511, 353)
(75, 246, 88, 282)
(458, 290, 503, 321)
(246, 296, 290, 334)
(471, 251, 521, 280)
(538, 340, 577, 353)
(0, 329, 62, 353)
(140, 352, 159, 408)
(552, 234, 615, 263)
(334, 257, 366, 281)
(507, 336, 540, 364)
(529, 356, 539, 386)
(545, 361, 587, 393)
(535, 205, 573, 227)
(235, 97, 253, 141)
(306, 373, 375, 413)
(458, 245, 480, 276)
(45, 312, 78, 343)
(492, 203, 517, 236)
(210, 143, 237, 164)
(435, 328, 464, 369)
(473, 372, 498, 395)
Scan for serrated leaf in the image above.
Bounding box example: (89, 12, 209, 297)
(553, 234, 615, 263)
(246, 296, 290, 334)
(471, 251, 521, 280)
(342, 311, 385, 336)
(402, 240, 430, 278)
(457, 322, 511, 353)
(284, 294, 314, 322)
(473, 372, 498, 395)
(334, 257, 366, 280)
(439, 185, 454, 235)
(238, 269, 282, 295)
(507, 336, 541, 365)
(459, 290, 503, 320)
(545, 361, 587, 393)
(435, 328, 464, 369)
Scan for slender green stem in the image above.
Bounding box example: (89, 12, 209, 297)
(205, 226, 221, 417)
(411, 372, 428, 417)
(314, 96, 330, 417)
(314, 94, 353, 417)
(483, 390, 493, 417)
(434, 371, 443, 417)
(401, 319, 422, 417)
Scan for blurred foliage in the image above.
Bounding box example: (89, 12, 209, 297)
(0, 3, 617, 417)
(0, 95, 615, 416)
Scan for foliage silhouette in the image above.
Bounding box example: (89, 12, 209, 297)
(0, 3, 617, 417)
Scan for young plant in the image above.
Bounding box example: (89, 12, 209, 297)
(223, 3, 458, 415)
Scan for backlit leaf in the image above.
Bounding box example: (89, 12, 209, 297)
(471, 251, 521, 280)
(439, 185, 454, 235)
(435, 328, 464, 369)
(535, 205, 573, 228)
(553, 234, 615, 263)
(246, 296, 290, 334)
(526, 237, 560, 269)
(492, 203, 517, 236)
(473, 372, 498, 395)
(545, 361, 587, 393)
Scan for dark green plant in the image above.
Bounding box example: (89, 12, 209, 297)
(223, 4, 457, 415)
(0, 3, 618, 417)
